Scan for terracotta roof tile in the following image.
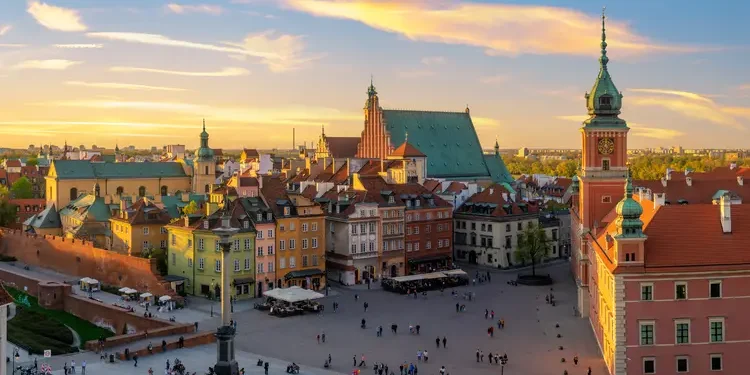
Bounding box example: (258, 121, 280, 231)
(444, 181, 467, 194)
(458, 184, 537, 217)
(422, 179, 442, 193)
(324, 137, 360, 158)
(390, 141, 426, 158)
(634, 178, 750, 204)
(301, 185, 317, 200)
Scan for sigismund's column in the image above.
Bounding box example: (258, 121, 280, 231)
(212, 208, 240, 375)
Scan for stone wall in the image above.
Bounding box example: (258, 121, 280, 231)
(84, 323, 195, 351)
(63, 294, 174, 335)
(0, 228, 171, 295)
(115, 332, 217, 360)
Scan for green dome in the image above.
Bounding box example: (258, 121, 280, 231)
(196, 120, 214, 161)
(583, 10, 627, 127)
(615, 174, 645, 238)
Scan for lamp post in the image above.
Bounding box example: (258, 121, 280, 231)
(212, 210, 239, 375)
(11, 347, 19, 375)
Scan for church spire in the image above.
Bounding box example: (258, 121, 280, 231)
(494, 137, 500, 156)
(584, 7, 626, 124)
(600, 7, 609, 70)
(367, 75, 377, 97)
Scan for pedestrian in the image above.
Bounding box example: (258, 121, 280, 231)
(491, 310, 495, 319)
(500, 318, 505, 328)
(487, 271, 491, 282)
(439, 366, 446, 374)
(322, 332, 326, 343)
(423, 350, 428, 362)
(455, 302, 459, 312)
(392, 324, 398, 334)
(264, 361, 269, 375)
(484, 309, 488, 319)
(435, 337, 440, 348)
(353, 355, 357, 367)
(476, 349, 480, 363)
(359, 354, 366, 367)
(480, 350, 484, 362)
(355, 294, 359, 301)
(133, 354, 139, 367)
(442, 336, 447, 348)
(64, 363, 69, 375)
(317, 334, 321, 343)
(574, 355, 579, 365)
(417, 350, 422, 362)
(364, 302, 369, 312)
(328, 354, 332, 364)
(490, 326, 494, 337)
(399, 364, 404, 375)
(487, 352, 493, 365)
(82, 361, 86, 375)
(148, 368, 153, 375)
(587, 366, 592, 375)
(416, 324, 420, 334)
(71, 360, 76, 374)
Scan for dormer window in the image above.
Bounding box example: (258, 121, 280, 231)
(406, 201, 412, 208)
(257, 213, 262, 221)
(415, 199, 421, 207)
(266, 213, 272, 221)
(388, 196, 395, 204)
(599, 95, 612, 107)
(284, 207, 290, 216)
(203, 220, 209, 229)
(243, 220, 249, 229)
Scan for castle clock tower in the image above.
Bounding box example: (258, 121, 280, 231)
(193, 120, 215, 194)
(573, 9, 629, 317)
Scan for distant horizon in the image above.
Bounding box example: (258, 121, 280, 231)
(0, 1, 748, 149)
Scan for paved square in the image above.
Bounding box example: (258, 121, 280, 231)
(230, 262, 607, 375)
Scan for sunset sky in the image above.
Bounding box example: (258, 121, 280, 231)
(0, 0, 748, 150)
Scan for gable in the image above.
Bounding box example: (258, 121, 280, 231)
(383, 110, 493, 179)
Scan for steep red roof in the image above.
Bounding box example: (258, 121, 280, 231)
(422, 179, 442, 193)
(357, 160, 399, 176)
(239, 177, 259, 187)
(634, 178, 750, 204)
(5, 160, 21, 168)
(325, 137, 360, 158)
(458, 184, 537, 217)
(444, 181, 467, 194)
(301, 185, 318, 200)
(390, 141, 426, 158)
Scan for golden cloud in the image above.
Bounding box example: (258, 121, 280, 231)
(110, 66, 250, 77)
(13, 59, 82, 70)
(628, 89, 746, 130)
(555, 116, 683, 139)
(284, 0, 702, 57)
(54, 43, 103, 49)
(65, 81, 189, 92)
(0, 25, 11, 36)
(27, 1, 87, 32)
(166, 3, 224, 15)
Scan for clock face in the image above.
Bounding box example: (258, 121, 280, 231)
(598, 138, 615, 155)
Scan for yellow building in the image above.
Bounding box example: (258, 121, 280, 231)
(46, 159, 192, 208)
(109, 197, 171, 255)
(166, 200, 257, 299)
(262, 176, 327, 290)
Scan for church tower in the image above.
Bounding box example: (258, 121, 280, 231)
(573, 9, 630, 318)
(356, 78, 393, 159)
(193, 120, 215, 194)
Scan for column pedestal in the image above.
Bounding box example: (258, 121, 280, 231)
(214, 326, 238, 375)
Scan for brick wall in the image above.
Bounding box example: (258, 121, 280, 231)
(63, 294, 174, 335)
(115, 332, 217, 360)
(84, 323, 195, 351)
(0, 228, 171, 295)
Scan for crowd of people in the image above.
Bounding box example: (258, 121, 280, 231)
(381, 275, 468, 294)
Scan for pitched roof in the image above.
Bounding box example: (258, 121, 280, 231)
(0, 286, 13, 307)
(483, 154, 513, 184)
(5, 159, 21, 168)
(111, 198, 171, 225)
(383, 109, 511, 182)
(634, 177, 750, 204)
(325, 137, 360, 158)
(357, 160, 398, 176)
(239, 177, 259, 187)
(422, 179, 442, 193)
(52, 160, 187, 179)
(60, 194, 111, 222)
(23, 203, 61, 229)
(390, 142, 426, 158)
(301, 185, 318, 200)
(457, 184, 538, 217)
(161, 194, 206, 219)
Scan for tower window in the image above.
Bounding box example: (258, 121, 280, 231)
(602, 159, 610, 171)
(602, 196, 612, 203)
(599, 95, 612, 107)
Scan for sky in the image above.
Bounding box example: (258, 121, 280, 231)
(0, 0, 748, 150)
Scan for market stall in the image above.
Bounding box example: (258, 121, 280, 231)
(257, 286, 325, 317)
(158, 295, 175, 311)
(79, 277, 100, 292)
(119, 287, 138, 300)
(381, 270, 469, 294)
(140, 292, 153, 305)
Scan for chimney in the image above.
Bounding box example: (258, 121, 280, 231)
(665, 168, 672, 181)
(720, 193, 732, 233)
(660, 177, 667, 187)
(686, 176, 692, 186)
(738, 176, 744, 186)
(730, 162, 738, 170)
(653, 193, 666, 209)
(183, 215, 189, 227)
(638, 188, 644, 202)
(120, 199, 126, 213)
(501, 192, 508, 202)
(346, 158, 350, 176)
(489, 188, 494, 195)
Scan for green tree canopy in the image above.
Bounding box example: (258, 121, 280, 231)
(0, 186, 18, 227)
(10, 176, 33, 199)
(25, 158, 38, 167)
(182, 200, 199, 215)
(514, 222, 550, 276)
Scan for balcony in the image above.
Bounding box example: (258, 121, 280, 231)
(351, 250, 378, 260)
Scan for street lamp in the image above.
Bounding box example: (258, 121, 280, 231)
(12, 347, 20, 375)
(212, 209, 239, 375)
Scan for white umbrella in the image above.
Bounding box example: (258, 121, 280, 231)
(159, 295, 172, 302)
(119, 287, 130, 293)
(140, 292, 153, 298)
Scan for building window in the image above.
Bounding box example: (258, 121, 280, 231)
(280, 240, 286, 250)
(257, 231, 263, 239)
(214, 260, 221, 272)
(360, 223, 366, 233)
(257, 247, 264, 256)
(709, 318, 724, 343)
(302, 255, 308, 267)
(69, 187, 78, 201)
(267, 245, 273, 255)
(289, 239, 296, 249)
(268, 262, 274, 272)
(676, 357, 689, 373)
(312, 238, 318, 248)
(602, 159, 610, 171)
(234, 259, 240, 272)
(351, 224, 357, 234)
(257, 262, 263, 273)
(198, 258, 204, 270)
(675, 282, 688, 300)
(312, 255, 318, 266)
(187, 258, 193, 268)
(268, 229, 273, 238)
(369, 222, 376, 232)
(709, 280, 722, 298)
(160, 240, 166, 249)
(675, 320, 690, 344)
(142, 240, 149, 250)
(279, 257, 286, 269)
(643, 358, 655, 374)
(710, 354, 722, 371)
(602, 196, 612, 203)
(426, 241, 431, 249)
(360, 243, 366, 253)
(517, 222, 522, 230)
(138, 186, 146, 197)
(198, 239, 204, 250)
(161, 227, 167, 234)
(302, 223, 308, 232)
(640, 283, 653, 301)
(302, 239, 308, 249)
(244, 258, 250, 270)
(233, 239, 240, 251)
(639, 322, 654, 345)
(244, 239, 251, 250)
(289, 256, 296, 268)
(171, 253, 176, 266)
(351, 244, 356, 254)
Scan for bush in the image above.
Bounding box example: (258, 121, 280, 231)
(11, 307, 74, 345)
(100, 284, 122, 295)
(0, 254, 17, 262)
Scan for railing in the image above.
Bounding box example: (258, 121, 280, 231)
(351, 251, 378, 259)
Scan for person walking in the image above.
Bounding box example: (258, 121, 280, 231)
(587, 366, 592, 375)
(364, 302, 369, 312)
(476, 349, 480, 362)
(416, 324, 421, 335)
(264, 362, 269, 375)
(355, 294, 359, 301)
(423, 350, 428, 363)
(64, 363, 69, 375)
(455, 302, 459, 313)
(480, 350, 484, 362)
(439, 366, 446, 374)
(328, 354, 332, 365)
(491, 310, 495, 319)
(317, 334, 321, 343)
(435, 337, 440, 348)
(484, 309, 489, 319)
(359, 354, 366, 367)
(417, 350, 422, 362)
(82, 361, 86, 375)
(133, 354, 139, 367)
(442, 336, 447, 348)
(148, 368, 153, 375)
(354, 355, 357, 367)
(71, 360, 76, 374)
(574, 355, 579, 366)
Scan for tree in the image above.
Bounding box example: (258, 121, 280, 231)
(514, 222, 550, 276)
(0, 186, 17, 227)
(10, 177, 33, 199)
(25, 158, 38, 167)
(182, 200, 199, 215)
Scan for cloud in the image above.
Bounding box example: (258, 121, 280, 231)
(54, 43, 103, 49)
(87, 31, 321, 72)
(13, 59, 81, 70)
(27, 1, 87, 32)
(110, 66, 249, 77)
(420, 56, 444, 65)
(65, 81, 189, 92)
(479, 74, 507, 84)
(0, 25, 11, 36)
(628, 89, 745, 130)
(555, 115, 683, 139)
(472, 117, 499, 128)
(398, 69, 434, 78)
(166, 3, 224, 15)
(0, 120, 199, 129)
(739, 84, 750, 91)
(284, 0, 703, 58)
(0, 44, 26, 48)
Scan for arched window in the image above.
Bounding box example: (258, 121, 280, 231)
(204, 184, 210, 193)
(138, 186, 146, 197)
(116, 186, 124, 195)
(69, 188, 78, 201)
(160, 185, 168, 196)
(204, 166, 209, 175)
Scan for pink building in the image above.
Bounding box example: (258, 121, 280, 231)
(238, 196, 276, 296)
(232, 176, 260, 198)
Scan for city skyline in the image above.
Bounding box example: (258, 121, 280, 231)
(0, 0, 748, 149)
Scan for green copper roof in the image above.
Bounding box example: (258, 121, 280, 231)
(162, 194, 206, 218)
(614, 174, 645, 238)
(483, 154, 513, 184)
(383, 110, 511, 182)
(583, 10, 628, 129)
(196, 120, 214, 161)
(60, 194, 111, 222)
(23, 203, 61, 229)
(52, 160, 187, 179)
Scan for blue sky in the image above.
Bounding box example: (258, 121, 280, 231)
(0, 0, 748, 150)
